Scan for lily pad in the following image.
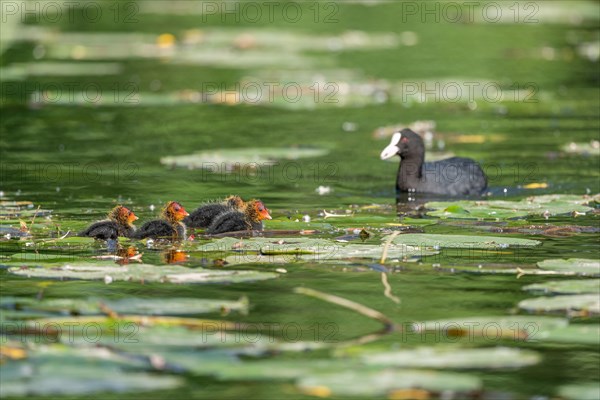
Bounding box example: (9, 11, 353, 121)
(562, 141, 600, 156)
(197, 237, 437, 265)
(427, 203, 529, 220)
(160, 147, 329, 171)
(0, 345, 181, 397)
(523, 279, 600, 294)
(537, 259, 600, 276)
(1, 296, 249, 316)
(518, 294, 600, 315)
(536, 324, 600, 345)
(297, 369, 481, 397)
(558, 384, 600, 400)
(385, 233, 541, 249)
(7, 262, 278, 284)
(361, 347, 540, 369)
(426, 194, 596, 219)
(413, 316, 568, 341)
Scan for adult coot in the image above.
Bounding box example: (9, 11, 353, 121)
(380, 129, 487, 196)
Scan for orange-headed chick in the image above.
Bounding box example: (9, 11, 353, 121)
(135, 201, 189, 240)
(206, 199, 271, 234)
(79, 205, 138, 240)
(184, 195, 247, 229)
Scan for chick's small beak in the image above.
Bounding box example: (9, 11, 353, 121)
(181, 209, 189, 217)
(380, 144, 400, 160)
(131, 213, 139, 221)
(263, 209, 272, 220)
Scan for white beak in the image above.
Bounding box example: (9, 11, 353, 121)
(380, 144, 400, 160)
(380, 132, 402, 160)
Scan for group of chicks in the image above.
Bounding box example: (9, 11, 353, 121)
(79, 196, 272, 241)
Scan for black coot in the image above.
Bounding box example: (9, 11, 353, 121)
(135, 201, 189, 240)
(184, 196, 246, 228)
(380, 129, 487, 196)
(206, 200, 271, 235)
(79, 206, 138, 240)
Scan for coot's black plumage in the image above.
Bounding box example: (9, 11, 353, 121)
(380, 129, 487, 196)
(135, 201, 189, 240)
(206, 200, 271, 235)
(79, 206, 138, 240)
(184, 195, 246, 228)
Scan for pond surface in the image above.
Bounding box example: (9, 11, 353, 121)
(1, 2, 599, 399)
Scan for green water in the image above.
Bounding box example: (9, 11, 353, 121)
(1, 1, 599, 399)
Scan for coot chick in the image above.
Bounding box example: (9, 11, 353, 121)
(184, 195, 246, 228)
(380, 129, 487, 196)
(206, 200, 271, 234)
(79, 206, 138, 240)
(135, 201, 189, 240)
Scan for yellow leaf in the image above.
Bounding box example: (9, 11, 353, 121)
(157, 33, 176, 48)
(523, 183, 548, 189)
(388, 388, 430, 400)
(302, 385, 332, 398)
(0, 346, 27, 360)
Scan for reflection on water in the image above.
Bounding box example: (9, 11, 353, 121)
(161, 249, 188, 264)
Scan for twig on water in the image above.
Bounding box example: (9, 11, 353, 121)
(381, 272, 400, 304)
(28, 205, 41, 232)
(380, 231, 401, 304)
(380, 231, 400, 264)
(294, 287, 396, 331)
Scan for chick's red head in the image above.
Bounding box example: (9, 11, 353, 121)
(165, 201, 189, 222)
(253, 200, 272, 221)
(111, 206, 138, 225)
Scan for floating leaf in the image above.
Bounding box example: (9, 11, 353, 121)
(385, 233, 541, 249)
(362, 347, 540, 369)
(518, 295, 600, 315)
(7, 262, 278, 284)
(523, 279, 600, 294)
(297, 369, 481, 397)
(9, 253, 81, 262)
(426, 194, 596, 219)
(0, 345, 181, 397)
(413, 316, 568, 341)
(427, 203, 529, 220)
(558, 383, 600, 400)
(536, 324, 600, 345)
(196, 237, 437, 265)
(537, 259, 600, 276)
(1, 296, 248, 316)
(160, 147, 329, 171)
(562, 141, 600, 156)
